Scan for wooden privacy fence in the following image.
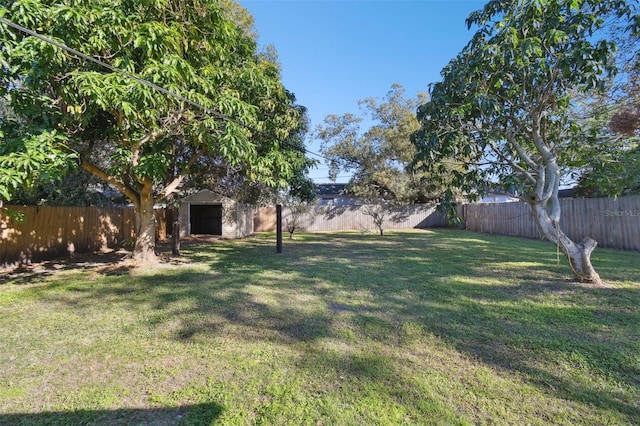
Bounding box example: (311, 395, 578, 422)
(462, 195, 640, 251)
(254, 203, 449, 233)
(3, 195, 637, 266)
(1, 205, 136, 266)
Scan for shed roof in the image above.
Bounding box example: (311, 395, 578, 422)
(180, 189, 231, 202)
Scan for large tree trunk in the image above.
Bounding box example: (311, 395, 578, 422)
(133, 184, 158, 264)
(530, 201, 602, 284)
(80, 159, 160, 264)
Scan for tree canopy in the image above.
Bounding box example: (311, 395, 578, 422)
(411, 0, 639, 284)
(316, 84, 451, 205)
(574, 23, 640, 197)
(0, 0, 313, 261)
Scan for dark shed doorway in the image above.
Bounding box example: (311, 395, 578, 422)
(190, 204, 223, 235)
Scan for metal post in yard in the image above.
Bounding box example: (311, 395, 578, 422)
(276, 204, 282, 254)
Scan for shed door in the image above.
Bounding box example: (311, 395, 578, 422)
(190, 204, 222, 235)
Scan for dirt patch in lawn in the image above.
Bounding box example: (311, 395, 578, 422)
(0, 236, 223, 284)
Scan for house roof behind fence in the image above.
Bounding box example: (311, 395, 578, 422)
(558, 188, 576, 198)
(315, 183, 349, 196)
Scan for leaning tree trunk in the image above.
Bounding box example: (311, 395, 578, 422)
(530, 201, 602, 284)
(133, 184, 158, 264)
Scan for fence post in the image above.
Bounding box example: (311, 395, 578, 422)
(172, 207, 180, 256)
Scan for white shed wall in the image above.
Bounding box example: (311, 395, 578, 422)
(179, 190, 253, 239)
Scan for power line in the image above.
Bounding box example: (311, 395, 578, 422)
(0, 16, 335, 162)
(0, 17, 240, 125)
(6, 16, 634, 179)
(302, 149, 331, 161)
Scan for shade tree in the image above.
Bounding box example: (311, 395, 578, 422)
(411, 0, 639, 284)
(316, 84, 453, 205)
(574, 24, 640, 197)
(0, 0, 312, 262)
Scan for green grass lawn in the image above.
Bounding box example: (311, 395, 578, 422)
(0, 229, 639, 425)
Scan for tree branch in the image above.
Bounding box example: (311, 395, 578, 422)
(504, 130, 538, 170)
(158, 146, 208, 200)
(486, 140, 536, 184)
(80, 158, 139, 206)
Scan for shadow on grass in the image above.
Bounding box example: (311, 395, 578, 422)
(17, 229, 640, 422)
(0, 250, 133, 286)
(0, 402, 223, 426)
(183, 230, 640, 419)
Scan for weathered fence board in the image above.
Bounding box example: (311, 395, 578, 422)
(462, 195, 640, 251)
(1, 205, 136, 266)
(255, 204, 449, 233)
(254, 207, 278, 232)
(3, 195, 637, 266)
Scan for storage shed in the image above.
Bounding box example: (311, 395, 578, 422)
(179, 190, 253, 239)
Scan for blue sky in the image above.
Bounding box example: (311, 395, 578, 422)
(238, 0, 488, 183)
